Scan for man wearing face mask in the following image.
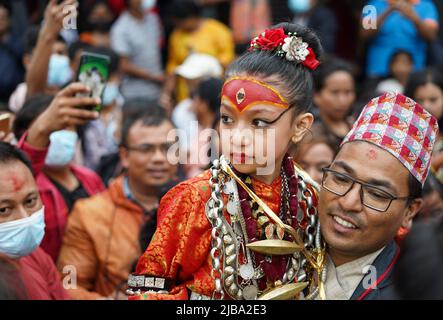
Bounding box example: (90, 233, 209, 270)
(15, 83, 106, 262)
(0, 141, 69, 300)
(111, 0, 165, 101)
(285, 0, 337, 53)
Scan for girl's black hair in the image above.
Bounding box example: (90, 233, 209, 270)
(404, 68, 443, 103)
(225, 22, 323, 115)
(313, 57, 355, 92)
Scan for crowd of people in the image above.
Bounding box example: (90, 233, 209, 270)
(1, 0, 443, 300)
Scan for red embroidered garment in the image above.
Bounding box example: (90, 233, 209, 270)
(130, 163, 318, 300)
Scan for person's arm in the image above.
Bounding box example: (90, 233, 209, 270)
(360, 5, 394, 39)
(160, 32, 181, 112)
(119, 56, 165, 83)
(26, 82, 99, 149)
(17, 83, 98, 177)
(57, 201, 106, 300)
(26, 0, 78, 98)
(129, 183, 210, 300)
(394, 2, 438, 41)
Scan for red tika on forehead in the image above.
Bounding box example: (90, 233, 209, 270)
(221, 77, 289, 112)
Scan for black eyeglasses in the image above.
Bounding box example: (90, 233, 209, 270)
(321, 167, 411, 213)
(123, 143, 173, 155)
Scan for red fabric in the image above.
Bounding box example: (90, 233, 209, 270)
(17, 132, 106, 262)
(18, 248, 69, 300)
(302, 47, 320, 70)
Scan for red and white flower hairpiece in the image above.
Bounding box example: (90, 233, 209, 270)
(249, 27, 320, 70)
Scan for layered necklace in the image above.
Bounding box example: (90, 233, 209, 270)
(206, 153, 326, 300)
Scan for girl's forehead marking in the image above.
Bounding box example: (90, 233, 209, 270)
(221, 77, 288, 113)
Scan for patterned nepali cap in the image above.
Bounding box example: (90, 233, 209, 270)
(341, 92, 439, 186)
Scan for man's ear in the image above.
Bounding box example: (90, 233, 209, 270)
(291, 112, 314, 144)
(402, 198, 423, 230)
(119, 146, 129, 170)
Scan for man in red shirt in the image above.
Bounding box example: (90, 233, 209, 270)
(0, 83, 99, 299)
(0, 142, 68, 299)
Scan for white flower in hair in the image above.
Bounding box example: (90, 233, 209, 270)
(281, 35, 310, 62)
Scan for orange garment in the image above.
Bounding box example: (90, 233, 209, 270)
(167, 19, 235, 102)
(131, 167, 309, 300)
(57, 176, 145, 300)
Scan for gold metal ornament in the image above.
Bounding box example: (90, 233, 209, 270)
(258, 282, 309, 300)
(246, 239, 302, 255)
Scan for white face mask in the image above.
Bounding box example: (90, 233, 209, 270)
(0, 207, 45, 258)
(45, 130, 78, 168)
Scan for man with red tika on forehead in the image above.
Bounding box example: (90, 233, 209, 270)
(318, 92, 438, 299)
(127, 23, 328, 300)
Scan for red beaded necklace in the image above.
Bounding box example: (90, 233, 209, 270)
(233, 153, 301, 286)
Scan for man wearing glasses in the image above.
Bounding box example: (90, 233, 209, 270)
(57, 106, 179, 299)
(318, 92, 438, 300)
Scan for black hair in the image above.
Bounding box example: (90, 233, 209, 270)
(226, 22, 323, 115)
(0, 141, 33, 175)
(408, 172, 423, 204)
(0, 0, 11, 15)
(394, 216, 443, 299)
(170, 0, 202, 20)
(194, 77, 223, 114)
(313, 57, 355, 92)
(68, 41, 91, 61)
(404, 68, 443, 104)
(120, 101, 173, 147)
(13, 94, 54, 140)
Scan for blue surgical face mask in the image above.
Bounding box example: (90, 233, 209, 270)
(0, 207, 45, 258)
(45, 130, 78, 167)
(47, 54, 73, 87)
(141, 0, 156, 11)
(288, 0, 311, 14)
(102, 83, 120, 107)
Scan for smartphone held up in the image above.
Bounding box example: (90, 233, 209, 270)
(75, 52, 111, 112)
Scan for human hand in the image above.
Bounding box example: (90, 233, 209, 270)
(27, 83, 100, 147)
(42, 0, 78, 39)
(391, 1, 418, 22)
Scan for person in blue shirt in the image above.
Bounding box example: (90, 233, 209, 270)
(362, 0, 439, 77)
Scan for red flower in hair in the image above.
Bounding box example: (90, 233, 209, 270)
(250, 27, 288, 51)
